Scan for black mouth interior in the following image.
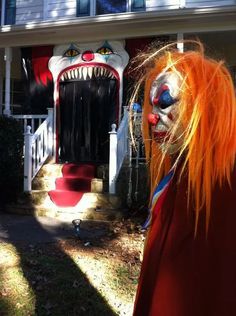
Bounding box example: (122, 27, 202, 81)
(59, 77, 118, 163)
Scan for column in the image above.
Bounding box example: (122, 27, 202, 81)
(3, 47, 12, 116)
(177, 33, 184, 53)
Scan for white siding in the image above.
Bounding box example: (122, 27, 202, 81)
(13, 0, 236, 26)
(186, 0, 236, 8)
(45, 0, 77, 20)
(16, 0, 44, 24)
(146, 0, 180, 11)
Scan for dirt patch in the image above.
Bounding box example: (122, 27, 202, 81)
(0, 218, 146, 315)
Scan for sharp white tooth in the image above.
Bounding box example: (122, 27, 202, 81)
(64, 72, 68, 79)
(88, 67, 93, 79)
(94, 67, 98, 77)
(100, 68, 104, 76)
(79, 68, 82, 79)
(75, 68, 79, 79)
(67, 71, 71, 80)
(60, 74, 64, 81)
(72, 69, 76, 79)
(83, 67, 87, 79)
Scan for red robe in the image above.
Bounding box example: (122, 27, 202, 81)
(133, 168, 236, 316)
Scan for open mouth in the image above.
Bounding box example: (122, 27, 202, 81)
(58, 64, 117, 82)
(153, 131, 170, 142)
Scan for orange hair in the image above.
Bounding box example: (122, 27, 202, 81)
(141, 42, 236, 232)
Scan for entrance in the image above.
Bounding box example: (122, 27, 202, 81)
(59, 79, 117, 163)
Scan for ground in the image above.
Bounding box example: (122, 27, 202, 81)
(0, 216, 146, 316)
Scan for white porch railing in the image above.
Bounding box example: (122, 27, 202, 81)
(109, 108, 129, 194)
(12, 108, 54, 192)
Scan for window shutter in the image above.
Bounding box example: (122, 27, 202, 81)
(5, 0, 16, 25)
(131, 0, 145, 11)
(77, 0, 90, 16)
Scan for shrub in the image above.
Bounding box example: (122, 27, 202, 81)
(0, 116, 24, 205)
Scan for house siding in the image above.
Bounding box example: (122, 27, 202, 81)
(186, 0, 236, 8)
(146, 0, 179, 11)
(15, 0, 44, 24)
(45, 0, 76, 20)
(14, 0, 236, 25)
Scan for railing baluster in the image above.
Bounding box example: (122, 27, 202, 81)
(24, 126, 33, 192)
(31, 119, 35, 133)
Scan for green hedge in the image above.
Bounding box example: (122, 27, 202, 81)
(0, 116, 24, 205)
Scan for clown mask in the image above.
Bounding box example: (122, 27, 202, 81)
(148, 71, 183, 154)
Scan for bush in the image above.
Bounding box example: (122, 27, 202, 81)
(0, 116, 24, 205)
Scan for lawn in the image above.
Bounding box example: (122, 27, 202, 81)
(0, 219, 145, 316)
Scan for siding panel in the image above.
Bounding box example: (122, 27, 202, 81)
(16, 0, 43, 24)
(186, 0, 235, 7)
(45, 0, 76, 20)
(146, 0, 180, 11)
(14, 0, 236, 25)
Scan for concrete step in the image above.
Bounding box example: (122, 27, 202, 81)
(6, 190, 124, 221)
(16, 191, 122, 209)
(36, 163, 63, 178)
(5, 204, 127, 221)
(32, 177, 56, 190)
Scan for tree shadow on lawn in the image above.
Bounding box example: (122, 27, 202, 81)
(0, 212, 116, 316)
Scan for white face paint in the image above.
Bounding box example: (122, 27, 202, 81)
(148, 71, 183, 154)
(48, 40, 129, 108)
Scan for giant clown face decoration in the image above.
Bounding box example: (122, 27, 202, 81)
(48, 40, 129, 162)
(148, 71, 183, 154)
(48, 40, 129, 116)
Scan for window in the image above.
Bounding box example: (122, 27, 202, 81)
(5, 0, 16, 25)
(77, 0, 90, 17)
(0, 0, 2, 25)
(132, 0, 145, 11)
(77, 0, 146, 17)
(96, 0, 126, 15)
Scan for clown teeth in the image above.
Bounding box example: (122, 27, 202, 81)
(83, 67, 87, 79)
(59, 66, 115, 81)
(79, 68, 82, 79)
(88, 67, 93, 79)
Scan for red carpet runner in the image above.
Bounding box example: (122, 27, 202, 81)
(48, 163, 96, 207)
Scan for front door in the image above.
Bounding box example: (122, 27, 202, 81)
(59, 78, 117, 163)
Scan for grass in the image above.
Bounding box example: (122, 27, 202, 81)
(0, 220, 144, 316)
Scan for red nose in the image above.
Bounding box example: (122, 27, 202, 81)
(148, 113, 159, 126)
(82, 51, 94, 62)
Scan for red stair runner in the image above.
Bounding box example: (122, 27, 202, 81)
(48, 163, 96, 207)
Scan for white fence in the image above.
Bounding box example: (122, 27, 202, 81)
(12, 108, 54, 192)
(109, 108, 129, 194)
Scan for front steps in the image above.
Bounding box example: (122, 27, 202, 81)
(6, 162, 127, 221)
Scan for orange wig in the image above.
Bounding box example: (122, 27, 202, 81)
(140, 42, 236, 231)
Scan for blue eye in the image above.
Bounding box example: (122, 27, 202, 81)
(158, 90, 176, 109)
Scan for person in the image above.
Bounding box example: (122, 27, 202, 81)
(132, 41, 236, 316)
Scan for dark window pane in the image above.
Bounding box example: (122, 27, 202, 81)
(77, 0, 90, 16)
(0, 0, 2, 25)
(5, 0, 16, 25)
(96, 0, 127, 15)
(132, 0, 145, 11)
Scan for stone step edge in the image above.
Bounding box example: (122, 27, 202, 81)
(5, 205, 128, 221)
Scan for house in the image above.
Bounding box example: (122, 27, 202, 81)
(0, 0, 235, 210)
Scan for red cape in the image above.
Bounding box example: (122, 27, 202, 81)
(133, 168, 236, 316)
